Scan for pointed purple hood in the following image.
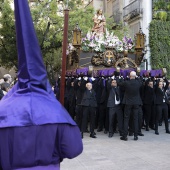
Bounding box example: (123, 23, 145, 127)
(0, 0, 76, 127)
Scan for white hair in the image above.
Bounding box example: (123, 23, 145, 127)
(130, 71, 136, 77)
(3, 74, 11, 79)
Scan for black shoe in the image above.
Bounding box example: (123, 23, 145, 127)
(97, 128, 103, 132)
(138, 132, 144, 136)
(85, 129, 90, 133)
(119, 132, 123, 136)
(159, 123, 162, 126)
(155, 131, 159, 135)
(90, 133, 97, 138)
(114, 130, 118, 133)
(134, 136, 138, 141)
(166, 130, 170, 134)
(146, 127, 149, 131)
(120, 136, 128, 141)
(150, 127, 155, 130)
(150, 126, 155, 130)
(129, 132, 133, 136)
(104, 130, 108, 134)
(108, 133, 113, 138)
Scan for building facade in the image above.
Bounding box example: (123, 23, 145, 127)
(86, 0, 153, 70)
(123, 0, 152, 70)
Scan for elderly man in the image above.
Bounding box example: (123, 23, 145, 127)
(1, 74, 12, 93)
(81, 82, 97, 138)
(117, 71, 143, 141)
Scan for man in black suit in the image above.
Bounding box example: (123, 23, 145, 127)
(67, 80, 76, 120)
(81, 82, 97, 138)
(97, 78, 107, 132)
(107, 79, 123, 137)
(154, 78, 170, 135)
(118, 71, 143, 141)
(143, 79, 155, 131)
(74, 78, 86, 131)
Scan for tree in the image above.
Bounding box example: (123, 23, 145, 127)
(0, 0, 129, 83)
(0, 0, 17, 68)
(0, 0, 94, 83)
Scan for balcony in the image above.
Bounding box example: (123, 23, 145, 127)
(123, 0, 143, 22)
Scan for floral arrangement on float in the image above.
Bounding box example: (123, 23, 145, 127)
(81, 30, 134, 53)
(67, 30, 134, 55)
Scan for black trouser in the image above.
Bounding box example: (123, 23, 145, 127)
(81, 106, 96, 133)
(168, 103, 170, 119)
(108, 105, 123, 134)
(105, 108, 109, 132)
(128, 112, 134, 134)
(138, 106, 143, 133)
(155, 103, 169, 131)
(95, 106, 100, 129)
(144, 104, 155, 128)
(123, 105, 139, 137)
(75, 105, 83, 131)
(68, 104, 76, 120)
(98, 103, 106, 130)
(64, 97, 69, 111)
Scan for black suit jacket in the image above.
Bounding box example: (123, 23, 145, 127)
(117, 78, 143, 105)
(155, 78, 169, 105)
(81, 89, 97, 107)
(107, 86, 121, 107)
(143, 85, 155, 105)
(74, 79, 87, 105)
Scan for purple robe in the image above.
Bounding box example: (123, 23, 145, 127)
(0, 124, 82, 170)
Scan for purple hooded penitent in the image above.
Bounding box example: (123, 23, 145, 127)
(0, 0, 83, 169)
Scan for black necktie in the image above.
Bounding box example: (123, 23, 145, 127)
(115, 87, 119, 101)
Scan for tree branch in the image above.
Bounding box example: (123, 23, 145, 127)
(40, 21, 51, 49)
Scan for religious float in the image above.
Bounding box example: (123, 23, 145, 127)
(65, 11, 165, 78)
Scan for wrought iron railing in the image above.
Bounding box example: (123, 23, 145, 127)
(123, 0, 143, 20)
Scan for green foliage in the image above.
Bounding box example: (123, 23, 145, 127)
(157, 11, 167, 21)
(153, 0, 170, 21)
(0, 0, 94, 83)
(0, 0, 131, 82)
(0, 0, 17, 68)
(154, 0, 167, 10)
(149, 20, 170, 78)
(69, 6, 94, 38)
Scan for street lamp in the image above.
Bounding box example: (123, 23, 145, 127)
(59, 0, 69, 105)
(134, 28, 146, 66)
(72, 23, 81, 47)
(135, 28, 146, 49)
(72, 23, 81, 68)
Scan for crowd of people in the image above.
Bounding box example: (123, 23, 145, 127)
(54, 71, 170, 141)
(2, 70, 170, 141)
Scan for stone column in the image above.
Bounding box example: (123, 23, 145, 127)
(141, 0, 152, 70)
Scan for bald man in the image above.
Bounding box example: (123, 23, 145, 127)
(117, 71, 143, 141)
(81, 82, 97, 138)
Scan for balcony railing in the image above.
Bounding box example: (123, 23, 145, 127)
(123, 0, 143, 21)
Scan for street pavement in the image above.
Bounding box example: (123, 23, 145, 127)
(61, 124, 170, 170)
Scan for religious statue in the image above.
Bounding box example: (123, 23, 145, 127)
(92, 9, 106, 36)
